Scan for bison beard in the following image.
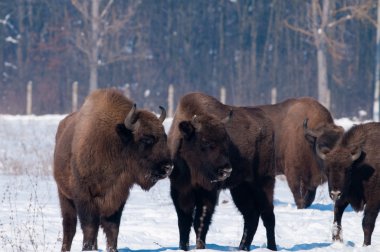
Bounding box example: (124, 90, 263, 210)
(168, 92, 277, 251)
(53, 89, 172, 252)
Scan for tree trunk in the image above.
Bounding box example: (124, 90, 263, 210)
(312, 0, 330, 110)
(374, 0, 380, 121)
(89, 0, 100, 93)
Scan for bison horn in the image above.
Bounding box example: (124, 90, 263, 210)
(124, 104, 137, 130)
(351, 147, 362, 161)
(192, 115, 202, 131)
(315, 144, 327, 160)
(158, 106, 166, 123)
(221, 109, 233, 124)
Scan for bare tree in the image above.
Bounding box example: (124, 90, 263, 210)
(71, 0, 140, 93)
(285, 0, 374, 110)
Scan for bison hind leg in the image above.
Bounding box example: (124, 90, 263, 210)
(303, 188, 316, 209)
(58, 191, 77, 252)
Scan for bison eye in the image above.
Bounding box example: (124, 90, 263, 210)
(140, 135, 155, 146)
(201, 140, 215, 150)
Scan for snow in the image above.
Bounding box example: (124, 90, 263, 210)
(0, 114, 379, 252)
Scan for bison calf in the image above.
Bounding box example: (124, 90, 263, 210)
(53, 89, 172, 251)
(169, 92, 276, 251)
(305, 121, 380, 246)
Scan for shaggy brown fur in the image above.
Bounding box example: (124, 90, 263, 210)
(308, 122, 380, 246)
(53, 88, 172, 252)
(259, 97, 344, 208)
(169, 92, 276, 251)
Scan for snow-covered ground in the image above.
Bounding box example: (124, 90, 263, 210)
(0, 115, 378, 252)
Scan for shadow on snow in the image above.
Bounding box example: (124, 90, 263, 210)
(274, 199, 354, 212)
(114, 244, 240, 251)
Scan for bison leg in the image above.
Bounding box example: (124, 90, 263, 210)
(332, 199, 348, 242)
(193, 189, 218, 249)
(170, 185, 195, 251)
(77, 201, 100, 251)
(303, 188, 316, 208)
(362, 203, 379, 246)
(288, 178, 311, 209)
(101, 203, 125, 252)
(259, 177, 277, 251)
(58, 191, 77, 252)
(230, 183, 260, 251)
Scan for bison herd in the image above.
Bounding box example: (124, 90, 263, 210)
(53, 88, 379, 251)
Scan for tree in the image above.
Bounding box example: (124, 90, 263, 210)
(285, 0, 375, 110)
(71, 0, 140, 93)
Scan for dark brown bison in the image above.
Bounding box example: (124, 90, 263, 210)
(169, 92, 276, 251)
(53, 89, 172, 251)
(305, 121, 380, 246)
(258, 97, 344, 208)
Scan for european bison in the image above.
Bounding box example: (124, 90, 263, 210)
(305, 121, 380, 246)
(169, 92, 277, 251)
(53, 89, 173, 251)
(259, 97, 344, 208)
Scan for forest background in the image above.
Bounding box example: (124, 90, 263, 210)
(0, 0, 378, 119)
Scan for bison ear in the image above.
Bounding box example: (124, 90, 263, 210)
(179, 121, 195, 140)
(116, 123, 133, 144)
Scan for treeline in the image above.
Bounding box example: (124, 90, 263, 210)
(0, 0, 377, 118)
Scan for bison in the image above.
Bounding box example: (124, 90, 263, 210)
(258, 97, 344, 208)
(305, 121, 380, 246)
(53, 89, 173, 251)
(168, 92, 277, 251)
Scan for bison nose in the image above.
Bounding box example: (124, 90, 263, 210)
(163, 163, 173, 176)
(217, 167, 232, 181)
(330, 190, 342, 201)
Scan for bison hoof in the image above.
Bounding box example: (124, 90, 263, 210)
(179, 242, 189, 251)
(332, 235, 343, 242)
(238, 244, 250, 251)
(106, 248, 118, 252)
(196, 239, 205, 249)
(267, 243, 277, 251)
(332, 223, 343, 242)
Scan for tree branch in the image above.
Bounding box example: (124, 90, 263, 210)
(71, 0, 90, 21)
(283, 19, 314, 38)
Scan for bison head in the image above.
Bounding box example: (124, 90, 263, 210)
(316, 144, 362, 202)
(303, 118, 344, 168)
(177, 113, 233, 190)
(116, 104, 173, 190)
(304, 118, 362, 201)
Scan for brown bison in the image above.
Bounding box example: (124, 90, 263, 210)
(53, 89, 173, 251)
(305, 121, 380, 246)
(169, 92, 277, 251)
(258, 97, 344, 208)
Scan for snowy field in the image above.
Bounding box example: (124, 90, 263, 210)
(0, 114, 379, 252)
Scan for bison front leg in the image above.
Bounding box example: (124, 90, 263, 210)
(170, 185, 195, 251)
(101, 203, 125, 252)
(362, 204, 379, 246)
(230, 183, 260, 251)
(77, 202, 100, 251)
(58, 191, 77, 252)
(332, 199, 348, 242)
(193, 189, 218, 249)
